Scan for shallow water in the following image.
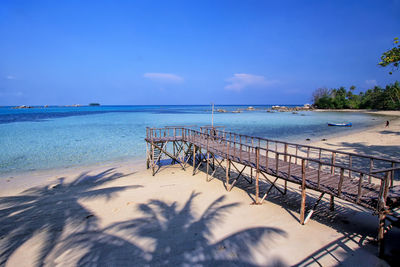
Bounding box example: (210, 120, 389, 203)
(0, 105, 385, 175)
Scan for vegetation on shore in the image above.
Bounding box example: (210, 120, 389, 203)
(313, 37, 400, 110)
(312, 82, 400, 110)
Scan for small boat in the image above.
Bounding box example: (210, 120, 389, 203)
(328, 122, 352, 127)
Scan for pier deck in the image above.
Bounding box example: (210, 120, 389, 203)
(145, 126, 400, 257)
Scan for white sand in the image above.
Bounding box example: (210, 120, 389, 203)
(1, 112, 399, 266)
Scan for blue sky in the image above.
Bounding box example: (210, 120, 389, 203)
(0, 0, 399, 105)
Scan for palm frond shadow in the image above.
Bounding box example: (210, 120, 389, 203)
(0, 168, 140, 266)
(50, 192, 287, 266)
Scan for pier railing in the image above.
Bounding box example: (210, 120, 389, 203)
(146, 126, 400, 185)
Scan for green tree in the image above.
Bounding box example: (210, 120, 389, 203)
(379, 37, 400, 75)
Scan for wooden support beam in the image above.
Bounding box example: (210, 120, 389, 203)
(228, 163, 247, 191)
(260, 177, 279, 203)
(304, 192, 325, 224)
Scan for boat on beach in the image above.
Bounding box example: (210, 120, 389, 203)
(327, 122, 352, 127)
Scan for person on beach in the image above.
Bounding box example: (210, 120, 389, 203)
(385, 120, 389, 128)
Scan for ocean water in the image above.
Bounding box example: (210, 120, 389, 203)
(0, 105, 385, 175)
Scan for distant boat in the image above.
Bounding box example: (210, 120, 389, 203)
(328, 122, 352, 127)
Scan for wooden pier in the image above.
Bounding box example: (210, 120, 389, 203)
(145, 126, 400, 258)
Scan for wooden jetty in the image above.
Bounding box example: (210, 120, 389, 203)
(145, 126, 400, 258)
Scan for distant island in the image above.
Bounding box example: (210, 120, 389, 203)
(89, 103, 100, 106)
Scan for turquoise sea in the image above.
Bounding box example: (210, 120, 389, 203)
(0, 105, 386, 175)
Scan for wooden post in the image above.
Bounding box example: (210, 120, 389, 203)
(317, 162, 321, 188)
(300, 159, 307, 225)
(255, 147, 260, 204)
(192, 145, 196, 175)
(330, 195, 335, 211)
(349, 155, 352, 179)
(378, 171, 390, 258)
(338, 168, 344, 197)
(306, 147, 310, 167)
(285, 155, 291, 194)
(356, 173, 363, 204)
(152, 143, 155, 176)
(206, 135, 210, 181)
(369, 158, 373, 183)
(146, 141, 150, 169)
(284, 143, 288, 162)
(331, 152, 336, 174)
(226, 141, 230, 186)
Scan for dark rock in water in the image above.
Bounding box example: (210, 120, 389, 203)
(306, 138, 311, 141)
(321, 138, 327, 141)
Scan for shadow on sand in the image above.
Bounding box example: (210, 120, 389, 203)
(1, 169, 287, 266)
(47, 192, 287, 266)
(0, 168, 140, 266)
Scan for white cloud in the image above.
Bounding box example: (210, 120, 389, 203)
(5, 75, 16, 80)
(225, 73, 277, 91)
(144, 73, 183, 83)
(365, 79, 377, 87)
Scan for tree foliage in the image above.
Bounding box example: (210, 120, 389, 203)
(312, 81, 400, 110)
(379, 37, 400, 75)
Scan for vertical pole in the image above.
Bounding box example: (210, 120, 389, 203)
(338, 168, 344, 197)
(356, 173, 363, 204)
(300, 159, 307, 225)
(206, 134, 210, 181)
(331, 152, 336, 174)
(349, 155, 352, 179)
(226, 140, 230, 187)
(256, 147, 260, 204)
(192, 145, 196, 175)
(146, 141, 150, 169)
(378, 171, 390, 258)
(369, 158, 373, 183)
(330, 195, 335, 211)
(152, 143, 155, 176)
(284, 143, 288, 162)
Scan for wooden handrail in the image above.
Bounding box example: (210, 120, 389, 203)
(208, 128, 400, 164)
(145, 126, 400, 179)
(371, 166, 400, 174)
(182, 128, 387, 179)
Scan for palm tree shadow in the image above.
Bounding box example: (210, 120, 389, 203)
(50, 192, 287, 266)
(0, 168, 141, 266)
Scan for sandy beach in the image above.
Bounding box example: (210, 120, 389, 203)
(1, 112, 399, 266)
